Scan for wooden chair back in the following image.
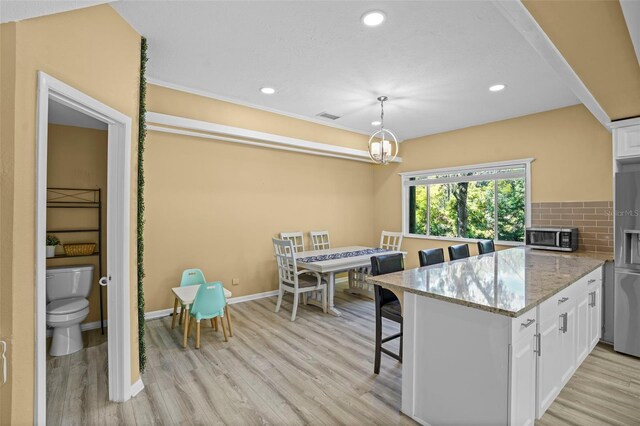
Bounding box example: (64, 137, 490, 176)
(380, 231, 403, 251)
(273, 238, 300, 288)
(280, 232, 305, 253)
(310, 230, 331, 250)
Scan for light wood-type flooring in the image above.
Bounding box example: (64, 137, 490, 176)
(47, 289, 640, 425)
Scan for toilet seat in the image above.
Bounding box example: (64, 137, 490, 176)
(46, 297, 89, 323)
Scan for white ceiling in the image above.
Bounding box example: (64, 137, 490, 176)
(49, 100, 108, 130)
(111, 1, 579, 140)
(2, 1, 581, 140)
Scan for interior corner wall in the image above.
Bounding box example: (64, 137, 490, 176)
(372, 104, 612, 269)
(0, 5, 141, 423)
(143, 84, 375, 314)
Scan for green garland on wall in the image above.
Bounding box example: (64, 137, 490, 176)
(137, 37, 148, 372)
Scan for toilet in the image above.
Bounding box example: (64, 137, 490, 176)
(46, 265, 94, 356)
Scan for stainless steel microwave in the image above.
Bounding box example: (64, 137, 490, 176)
(525, 227, 578, 252)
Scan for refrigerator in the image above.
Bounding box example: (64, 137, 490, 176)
(614, 170, 640, 357)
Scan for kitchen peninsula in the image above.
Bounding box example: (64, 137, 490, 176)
(367, 247, 605, 426)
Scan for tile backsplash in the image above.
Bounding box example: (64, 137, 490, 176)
(531, 201, 613, 253)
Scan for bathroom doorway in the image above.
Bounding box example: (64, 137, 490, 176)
(35, 72, 134, 424)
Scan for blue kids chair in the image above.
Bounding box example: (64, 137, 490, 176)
(177, 268, 207, 327)
(187, 281, 228, 348)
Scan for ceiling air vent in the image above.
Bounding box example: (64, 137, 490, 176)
(316, 112, 341, 120)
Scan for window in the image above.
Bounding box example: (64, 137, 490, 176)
(402, 160, 532, 244)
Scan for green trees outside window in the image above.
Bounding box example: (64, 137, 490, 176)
(407, 166, 526, 243)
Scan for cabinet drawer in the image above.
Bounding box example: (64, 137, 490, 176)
(584, 267, 603, 287)
(512, 307, 538, 340)
(539, 284, 575, 322)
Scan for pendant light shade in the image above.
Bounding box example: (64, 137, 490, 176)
(368, 96, 398, 165)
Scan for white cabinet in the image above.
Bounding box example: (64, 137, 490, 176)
(510, 315, 537, 426)
(576, 288, 590, 364)
(536, 314, 561, 416)
(558, 303, 576, 386)
(589, 283, 602, 349)
(535, 266, 603, 419)
(615, 124, 640, 160)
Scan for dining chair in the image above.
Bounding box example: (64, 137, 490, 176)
(310, 230, 331, 250)
(380, 230, 403, 251)
(280, 232, 305, 253)
(448, 244, 470, 261)
(273, 238, 327, 321)
(477, 240, 496, 255)
(187, 281, 228, 348)
(418, 248, 445, 267)
(174, 268, 234, 337)
(370, 253, 404, 374)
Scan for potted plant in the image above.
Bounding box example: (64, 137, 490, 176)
(46, 234, 60, 258)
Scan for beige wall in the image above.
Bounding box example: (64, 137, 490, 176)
(523, 0, 640, 120)
(373, 104, 613, 269)
(0, 5, 140, 423)
(46, 124, 108, 324)
(144, 85, 374, 313)
(148, 84, 369, 150)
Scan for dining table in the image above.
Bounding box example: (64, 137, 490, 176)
(171, 284, 233, 348)
(295, 245, 406, 316)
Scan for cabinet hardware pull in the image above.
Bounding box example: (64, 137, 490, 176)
(558, 297, 569, 304)
(559, 313, 568, 333)
(521, 318, 536, 328)
(589, 291, 596, 308)
(535, 333, 541, 356)
(588, 279, 596, 284)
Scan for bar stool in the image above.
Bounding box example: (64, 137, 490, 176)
(418, 248, 445, 267)
(477, 240, 495, 255)
(370, 253, 404, 374)
(448, 244, 470, 261)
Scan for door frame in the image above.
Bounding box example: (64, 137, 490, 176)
(35, 71, 133, 424)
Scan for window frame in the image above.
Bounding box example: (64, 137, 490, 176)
(400, 159, 533, 246)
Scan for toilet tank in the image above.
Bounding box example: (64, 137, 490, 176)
(46, 265, 94, 302)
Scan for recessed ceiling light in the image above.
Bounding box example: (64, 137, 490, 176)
(489, 84, 506, 92)
(362, 11, 386, 27)
(260, 87, 276, 95)
(371, 121, 381, 126)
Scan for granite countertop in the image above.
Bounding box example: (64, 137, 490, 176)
(366, 247, 605, 318)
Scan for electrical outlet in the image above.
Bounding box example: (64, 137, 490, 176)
(232, 278, 240, 286)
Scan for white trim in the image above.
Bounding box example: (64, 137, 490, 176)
(492, 1, 611, 130)
(130, 378, 145, 398)
(143, 289, 283, 321)
(36, 72, 132, 424)
(401, 159, 532, 244)
(227, 289, 280, 305)
(399, 158, 534, 178)
(147, 77, 371, 137)
(609, 117, 640, 130)
(146, 112, 402, 164)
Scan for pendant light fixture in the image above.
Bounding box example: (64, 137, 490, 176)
(368, 96, 398, 165)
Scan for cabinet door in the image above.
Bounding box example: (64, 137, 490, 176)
(559, 305, 577, 386)
(536, 318, 561, 418)
(510, 332, 537, 426)
(576, 290, 590, 365)
(616, 125, 640, 159)
(589, 284, 602, 349)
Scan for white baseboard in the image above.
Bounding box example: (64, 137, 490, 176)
(130, 378, 145, 397)
(143, 289, 280, 320)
